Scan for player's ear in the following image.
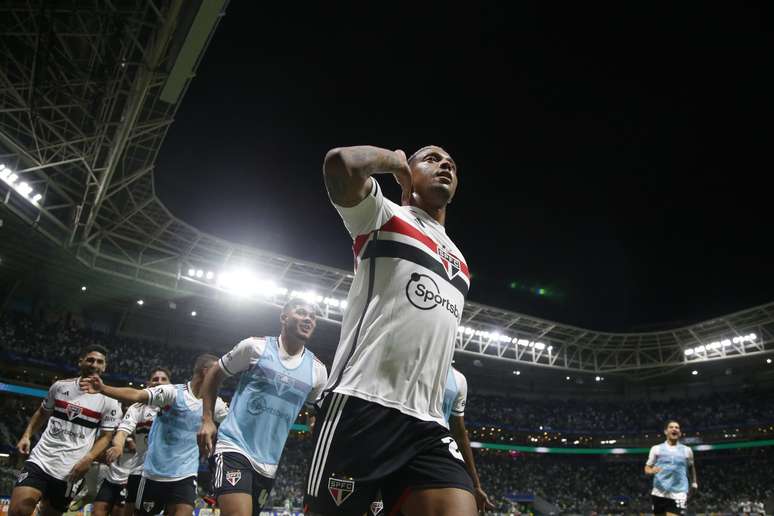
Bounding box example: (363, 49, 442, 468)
(280, 311, 287, 324)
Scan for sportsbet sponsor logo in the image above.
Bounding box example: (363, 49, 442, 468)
(405, 272, 460, 319)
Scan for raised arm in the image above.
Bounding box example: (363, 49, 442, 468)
(80, 375, 149, 405)
(16, 405, 52, 455)
(197, 363, 227, 458)
(323, 146, 412, 207)
(450, 415, 495, 511)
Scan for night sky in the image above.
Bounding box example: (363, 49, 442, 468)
(155, 3, 773, 331)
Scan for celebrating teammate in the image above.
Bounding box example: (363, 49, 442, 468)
(81, 355, 227, 516)
(197, 299, 328, 516)
(645, 420, 698, 516)
(304, 145, 475, 516)
(94, 368, 172, 516)
(10, 346, 122, 516)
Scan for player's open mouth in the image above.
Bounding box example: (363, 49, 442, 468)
(300, 324, 312, 332)
(436, 172, 453, 184)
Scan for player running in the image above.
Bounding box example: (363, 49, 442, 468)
(304, 145, 475, 516)
(645, 420, 698, 516)
(10, 345, 122, 516)
(81, 355, 227, 516)
(197, 299, 328, 516)
(95, 368, 172, 516)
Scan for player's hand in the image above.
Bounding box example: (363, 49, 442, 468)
(197, 419, 217, 459)
(16, 435, 31, 455)
(393, 149, 413, 206)
(125, 439, 136, 452)
(105, 445, 123, 464)
(651, 466, 662, 474)
(474, 486, 496, 512)
(79, 375, 103, 393)
(67, 457, 92, 481)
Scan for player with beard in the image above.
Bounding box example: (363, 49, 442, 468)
(304, 145, 475, 516)
(645, 420, 698, 516)
(197, 299, 328, 516)
(10, 346, 122, 516)
(93, 368, 172, 516)
(81, 355, 228, 516)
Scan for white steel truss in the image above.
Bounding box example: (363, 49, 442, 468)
(1, 1, 772, 375)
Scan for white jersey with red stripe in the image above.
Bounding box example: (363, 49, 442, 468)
(116, 402, 160, 475)
(325, 178, 470, 427)
(28, 377, 122, 480)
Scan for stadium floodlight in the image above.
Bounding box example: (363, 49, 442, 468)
(81, 286, 87, 292)
(513, 370, 520, 375)
(191, 311, 197, 317)
(720, 339, 731, 348)
(206, 271, 214, 280)
(187, 268, 196, 277)
(767, 358, 772, 364)
(534, 342, 546, 350)
(565, 376, 570, 381)
(691, 370, 698, 375)
(137, 299, 144, 306)
(684, 349, 694, 356)
(195, 269, 204, 278)
(0, 164, 43, 207)
(595, 376, 601, 382)
(517, 339, 529, 346)
(547, 345, 553, 352)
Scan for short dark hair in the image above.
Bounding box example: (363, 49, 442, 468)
(664, 419, 681, 430)
(193, 353, 219, 375)
(282, 298, 319, 315)
(148, 367, 172, 382)
(81, 345, 108, 358)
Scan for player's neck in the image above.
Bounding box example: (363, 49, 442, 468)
(279, 333, 304, 357)
(410, 199, 446, 226)
(666, 438, 679, 446)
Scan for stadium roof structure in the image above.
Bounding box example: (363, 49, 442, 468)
(1, 1, 773, 377)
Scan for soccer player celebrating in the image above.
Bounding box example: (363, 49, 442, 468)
(645, 420, 698, 516)
(197, 299, 328, 516)
(10, 346, 122, 516)
(81, 355, 227, 516)
(304, 145, 475, 516)
(94, 368, 172, 516)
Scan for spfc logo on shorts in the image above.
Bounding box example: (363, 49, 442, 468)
(16, 471, 29, 484)
(225, 470, 241, 487)
(437, 245, 461, 280)
(142, 501, 155, 513)
(328, 477, 355, 506)
(66, 404, 82, 420)
(370, 500, 384, 515)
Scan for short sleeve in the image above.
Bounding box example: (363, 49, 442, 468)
(214, 398, 229, 423)
(333, 178, 398, 238)
(452, 371, 467, 417)
(145, 384, 177, 409)
(646, 446, 658, 466)
(117, 403, 142, 435)
(219, 338, 265, 377)
(305, 360, 329, 406)
(100, 399, 122, 430)
(41, 383, 57, 411)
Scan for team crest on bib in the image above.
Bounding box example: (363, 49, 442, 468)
(225, 470, 242, 486)
(143, 501, 155, 513)
(66, 404, 82, 420)
(437, 245, 462, 280)
(273, 373, 292, 396)
(328, 477, 355, 506)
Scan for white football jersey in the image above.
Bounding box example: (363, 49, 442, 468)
(29, 378, 122, 480)
(116, 403, 160, 475)
(325, 179, 470, 427)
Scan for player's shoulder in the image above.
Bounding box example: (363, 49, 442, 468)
(239, 336, 267, 348)
(49, 377, 78, 394)
(312, 355, 328, 372)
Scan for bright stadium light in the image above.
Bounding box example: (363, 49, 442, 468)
(191, 311, 197, 317)
(206, 271, 214, 280)
(767, 358, 772, 364)
(137, 299, 144, 306)
(565, 376, 570, 381)
(684, 349, 694, 356)
(513, 370, 520, 375)
(517, 339, 529, 346)
(81, 286, 87, 292)
(195, 269, 204, 278)
(0, 164, 43, 206)
(691, 370, 698, 376)
(595, 376, 601, 382)
(187, 268, 195, 277)
(534, 342, 546, 350)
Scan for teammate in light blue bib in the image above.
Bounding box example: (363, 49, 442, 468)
(198, 299, 328, 516)
(645, 420, 699, 516)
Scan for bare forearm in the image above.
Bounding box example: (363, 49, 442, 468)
(324, 146, 404, 206)
(87, 431, 114, 461)
(201, 366, 225, 422)
(112, 430, 129, 450)
(644, 465, 658, 475)
(451, 418, 482, 488)
(101, 385, 148, 405)
(22, 407, 51, 438)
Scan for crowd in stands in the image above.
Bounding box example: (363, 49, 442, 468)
(2, 311, 774, 512)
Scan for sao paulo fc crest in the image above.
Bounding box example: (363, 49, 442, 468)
(328, 477, 355, 506)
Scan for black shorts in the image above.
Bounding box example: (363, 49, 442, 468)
(135, 476, 197, 514)
(126, 474, 142, 504)
(303, 393, 474, 515)
(94, 480, 127, 506)
(652, 495, 687, 515)
(14, 461, 83, 513)
(210, 452, 274, 513)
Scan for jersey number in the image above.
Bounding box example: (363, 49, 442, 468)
(441, 436, 464, 462)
